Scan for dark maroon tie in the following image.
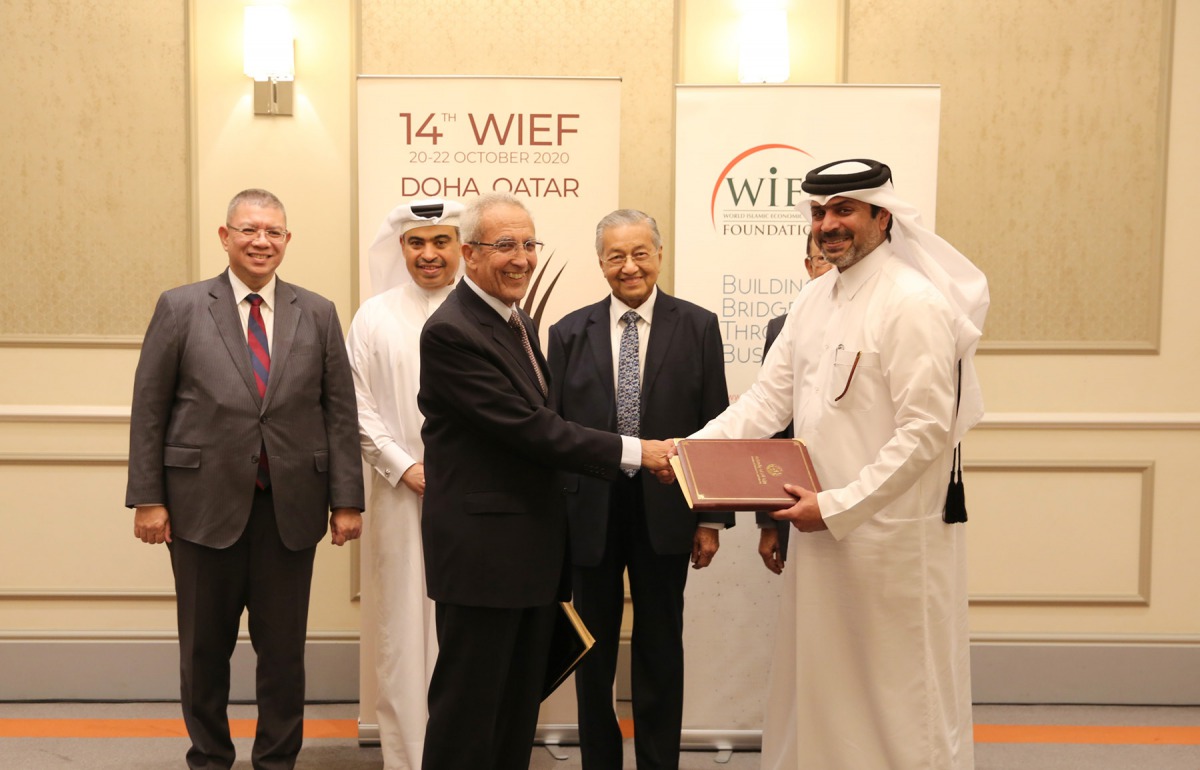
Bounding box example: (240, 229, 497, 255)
(247, 294, 271, 489)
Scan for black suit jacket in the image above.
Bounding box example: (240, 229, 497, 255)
(547, 292, 734, 565)
(418, 281, 624, 608)
(125, 270, 364, 550)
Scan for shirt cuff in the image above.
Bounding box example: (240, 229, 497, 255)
(375, 442, 416, 488)
(619, 435, 641, 472)
(698, 522, 725, 530)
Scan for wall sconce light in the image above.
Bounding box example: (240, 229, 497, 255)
(244, 6, 295, 116)
(738, 0, 790, 84)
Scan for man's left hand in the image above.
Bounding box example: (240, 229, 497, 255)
(329, 508, 363, 545)
(770, 484, 828, 532)
(691, 526, 720, 569)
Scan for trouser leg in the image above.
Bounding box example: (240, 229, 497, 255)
(245, 490, 316, 770)
(171, 531, 249, 769)
(572, 480, 634, 770)
(627, 489, 689, 770)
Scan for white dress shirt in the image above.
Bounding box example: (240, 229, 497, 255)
(228, 270, 276, 350)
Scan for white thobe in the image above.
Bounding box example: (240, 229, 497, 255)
(694, 243, 974, 769)
(347, 281, 451, 770)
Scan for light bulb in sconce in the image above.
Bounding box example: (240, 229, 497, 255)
(738, 0, 790, 84)
(244, 5, 295, 116)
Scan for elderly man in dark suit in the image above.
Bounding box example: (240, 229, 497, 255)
(417, 193, 675, 770)
(547, 209, 732, 770)
(125, 188, 364, 770)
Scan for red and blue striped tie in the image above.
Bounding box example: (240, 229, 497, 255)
(247, 294, 271, 489)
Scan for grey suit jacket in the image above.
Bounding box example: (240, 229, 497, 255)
(125, 270, 364, 551)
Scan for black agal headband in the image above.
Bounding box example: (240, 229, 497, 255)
(801, 159, 892, 195)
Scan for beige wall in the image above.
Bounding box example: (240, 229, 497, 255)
(1, 0, 1197, 699)
(846, 0, 1172, 350)
(966, 0, 1200, 644)
(0, 0, 359, 660)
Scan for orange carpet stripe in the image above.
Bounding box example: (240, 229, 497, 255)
(974, 724, 1200, 745)
(0, 718, 357, 740)
(1, 719, 1198, 745)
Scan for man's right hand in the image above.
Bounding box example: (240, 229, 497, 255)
(134, 505, 172, 545)
(639, 438, 677, 483)
(400, 462, 426, 496)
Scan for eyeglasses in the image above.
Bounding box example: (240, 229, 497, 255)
(227, 225, 289, 241)
(468, 239, 543, 255)
(602, 253, 655, 268)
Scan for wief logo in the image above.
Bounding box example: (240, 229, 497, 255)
(708, 144, 813, 236)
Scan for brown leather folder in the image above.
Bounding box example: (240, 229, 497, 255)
(670, 438, 822, 511)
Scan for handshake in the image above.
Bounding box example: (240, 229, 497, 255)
(638, 438, 679, 484)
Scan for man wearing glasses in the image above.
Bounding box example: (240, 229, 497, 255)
(126, 188, 364, 770)
(689, 160, 989, 769)
(416, 193, 676, 770)
(546, 209, 732, 770)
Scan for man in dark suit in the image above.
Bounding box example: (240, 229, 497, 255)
(757, 232, 832, 575)
(546, 209, 732, 770)
(417, 193, 676, 770)
(125, 188, 364, 770)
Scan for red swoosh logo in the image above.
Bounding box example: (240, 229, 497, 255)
(709, 144, 813, 227)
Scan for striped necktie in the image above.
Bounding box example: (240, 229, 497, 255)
(247, 294, 271, 488)
(508, 311, 547, 397)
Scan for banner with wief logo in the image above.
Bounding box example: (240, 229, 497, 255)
(357, 76, 621, 334)
(674, 85, 941, 743)
(355, 75, 622, 737)
(675, 84, 941, 396)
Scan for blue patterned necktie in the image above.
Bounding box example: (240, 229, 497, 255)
(617, 310, 641, 476)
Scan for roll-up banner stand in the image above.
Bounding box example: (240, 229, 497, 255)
(356, 75, 621, 745)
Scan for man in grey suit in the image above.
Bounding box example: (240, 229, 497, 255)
(125, 188, 364, 770)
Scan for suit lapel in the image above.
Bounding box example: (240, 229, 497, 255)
(584, 300, 616, 406)
(208, 272, 262, 407)
(457, 283, 547, 404)
(502, 311, 547, 404)
(642, 292, 679, 398)
(263, 279, 300, 412)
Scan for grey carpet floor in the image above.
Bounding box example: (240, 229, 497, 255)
(1, 702, 1197, 769)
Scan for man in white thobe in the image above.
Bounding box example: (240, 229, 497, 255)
(346, 198, 464, 770)
(690, 159, 988, 769)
